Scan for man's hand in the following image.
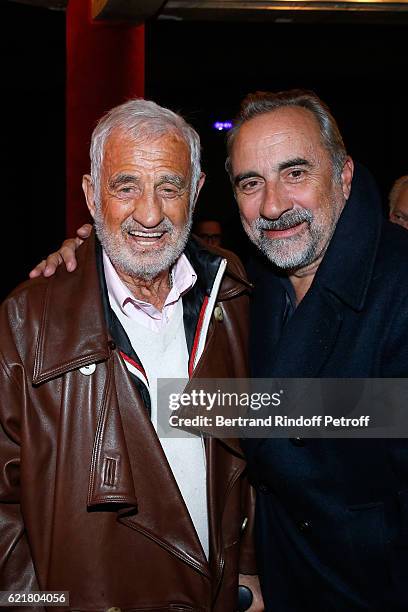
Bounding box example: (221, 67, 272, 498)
(29, 224, 92, 278)
(238, 574, 264, 611)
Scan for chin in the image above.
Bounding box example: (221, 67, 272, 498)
(117, 245, 182, 280)
(261, 240, 317, 269)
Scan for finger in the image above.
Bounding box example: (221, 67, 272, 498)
(247, 588, 264, 612)
(247, 595, 264, 612)
(76, 223, 92, 239)
(43, 252, 64, 277)
(48, 240, 80, 273)
(29, 260, 47, 279)
(239, 575, 264, 612)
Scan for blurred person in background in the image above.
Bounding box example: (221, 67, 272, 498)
(389, 174, 408, 230)
(193, 218, 223, 247)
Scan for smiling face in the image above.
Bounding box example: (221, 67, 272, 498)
(230, 106, 353, 271)
(83, 128, 204, 281)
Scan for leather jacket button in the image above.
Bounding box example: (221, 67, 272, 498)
(79, 363, 96, 376)
(290, 437, 305, 447)
(108, 340, 116, 351)
(214, 305, 224, 322)
(241, 516, 248, 532)
(298, 520, 312, 532)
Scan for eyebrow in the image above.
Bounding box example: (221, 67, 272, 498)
(155, 174, 186, 189)
(234, 158, 312, 187)
(108, 174, 138, 190)
(277, 157, 312, 172)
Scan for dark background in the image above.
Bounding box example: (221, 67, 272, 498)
(2, 1, 408, 299)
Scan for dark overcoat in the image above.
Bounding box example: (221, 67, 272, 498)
(243, 165, 408, 612)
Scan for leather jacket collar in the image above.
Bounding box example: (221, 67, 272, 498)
(32, 230, 249, 385)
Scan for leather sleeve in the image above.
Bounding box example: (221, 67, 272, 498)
(0, 317, 40, 595)
(239, 474, 258, 575)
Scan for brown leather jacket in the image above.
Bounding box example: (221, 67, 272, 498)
(0, 233, 255, 611)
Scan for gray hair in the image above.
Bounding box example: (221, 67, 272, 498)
(225, 89, 347, 183)
(90, 98, 201, 207)
(389, 175, 408, 210)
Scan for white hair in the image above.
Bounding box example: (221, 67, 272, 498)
(90, 98, 201, 207)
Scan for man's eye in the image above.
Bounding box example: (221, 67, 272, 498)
(287, 169, 305, 180)
(159, 186, 179, 198)
(116, 186, 136, 196)
(240, 180, 262, 192)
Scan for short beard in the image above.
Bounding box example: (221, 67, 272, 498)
(94, 208, 193, 281)
(242, 195, 343, 271)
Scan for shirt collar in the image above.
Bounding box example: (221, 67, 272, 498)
(102, 249, 197, 320)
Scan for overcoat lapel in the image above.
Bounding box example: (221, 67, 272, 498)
(249, 262, 287, 379)
(250, 163, 383, 380)
(270, 284, 344, 378)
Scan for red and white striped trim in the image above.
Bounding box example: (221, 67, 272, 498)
(119, 350, 149, 388)
(188, 258, 227, 377)
(188, 296, 209, 377)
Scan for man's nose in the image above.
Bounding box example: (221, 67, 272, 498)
(132, 189, 164, 228)
(259, 181, 292, 220)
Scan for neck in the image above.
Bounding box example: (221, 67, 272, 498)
(117, 268, 172, 311)
(288, 256, 322, 305)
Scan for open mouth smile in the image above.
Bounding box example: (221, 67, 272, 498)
(127, 230, 168, 246)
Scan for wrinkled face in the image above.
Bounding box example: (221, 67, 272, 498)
(230, 107, 353, 271)
(390, 183, 408, 230)
(83, 129, 202, 280)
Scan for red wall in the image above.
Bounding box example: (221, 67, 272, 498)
(66, 0, 145, 234)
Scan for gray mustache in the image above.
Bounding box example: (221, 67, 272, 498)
(255, 209, 312, 231)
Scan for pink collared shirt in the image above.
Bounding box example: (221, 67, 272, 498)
(103, 250, 197, 332)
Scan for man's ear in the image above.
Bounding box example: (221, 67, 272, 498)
(82, 175, 96, 219)
(191, 172, 206, 211)
(341, 157, 354, 200)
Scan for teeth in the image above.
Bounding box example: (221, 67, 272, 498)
(129, 231, 163, 238)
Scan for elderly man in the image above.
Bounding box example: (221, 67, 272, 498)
(0, 100, 262, 611)
(389, 174, 408, 230)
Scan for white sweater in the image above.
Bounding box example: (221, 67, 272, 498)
(111, 298, 209, 558)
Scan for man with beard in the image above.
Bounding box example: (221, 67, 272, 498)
(226, 90, 408, 611)
(0, 99, 263, 611)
